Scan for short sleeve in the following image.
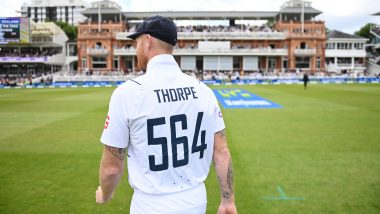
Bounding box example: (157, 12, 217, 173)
(212, 94, 225, 133)
(100, 88, 129, 148)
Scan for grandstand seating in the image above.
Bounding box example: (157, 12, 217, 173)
(0, 47, 62, 58)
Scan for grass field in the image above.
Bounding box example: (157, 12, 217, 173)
(0, 84, 379, 213)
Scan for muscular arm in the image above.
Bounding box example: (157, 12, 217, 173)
(96, 145, 126, 204)
(213, 129, 237, 213)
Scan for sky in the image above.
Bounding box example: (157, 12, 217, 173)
(2, 0, 380, 34)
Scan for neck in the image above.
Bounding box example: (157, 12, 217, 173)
(148, 50, 173, 62)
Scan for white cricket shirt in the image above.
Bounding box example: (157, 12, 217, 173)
(100, 54, 225, 196)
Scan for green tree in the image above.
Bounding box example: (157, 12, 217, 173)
(54, 21, 78, 41)
(325, 27, 331, 35)
(354, 23, 374, 39)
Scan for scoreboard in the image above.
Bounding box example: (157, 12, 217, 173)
(0, 18, 30, 44)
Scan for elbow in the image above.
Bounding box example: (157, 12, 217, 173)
(213, 147, 231, 164)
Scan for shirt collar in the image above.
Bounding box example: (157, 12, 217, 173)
(146, 54, 179, 74)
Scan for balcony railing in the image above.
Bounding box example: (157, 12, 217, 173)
(114, 48, 288, 56)
(294, 48, 316, 56)
(177, 31, 287, 40)
(337, 63, 352, 67)
(0, 56, 49, 63)
(325, 50, 367, 58)
(79, 32, 114, 39)
(87, 48, 109, 55)
(116, 31, 287, 40)
(286, 33, 325, 39)
(354, 63, 365, 67)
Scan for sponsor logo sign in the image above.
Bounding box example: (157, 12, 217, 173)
(213, 89, 282, 109)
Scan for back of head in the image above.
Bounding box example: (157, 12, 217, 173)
(127, 15, 177, 47)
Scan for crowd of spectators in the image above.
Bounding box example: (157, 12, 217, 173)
(0, 47, 62, 58)
(199, 69, 378, 81)
(0, 74, 53, 87)
(177, 24, 274, 33)
(367, 43, 380, 66)
(121, 42, 281, 50)
(0, 76, 34, 87)
(128, 24, 275, 33)
(368, 53, 380, 66)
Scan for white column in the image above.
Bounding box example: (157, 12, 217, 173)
(351, 57, 355, 69)
(132, 57, 135, 76)
(281, 56, 284, 72)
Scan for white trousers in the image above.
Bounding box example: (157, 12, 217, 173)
(130, 183, 207, 214)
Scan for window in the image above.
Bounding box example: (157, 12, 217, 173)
(316, 57, 321, 70)
(269, 57, 276, 70)
(282, 58, 288, 70)
(296, 57, 310, 69)
(92, 57, 107, 69)
(113, 57, 119, 70)
(82, 57, 87, 68)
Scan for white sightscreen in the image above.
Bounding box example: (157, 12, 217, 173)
(180, 56, 196, 70)
(203, 56, 218, 70)
(203, 56, 233, 70)
(243, 56, 259, 71)
(219, 56, 233, 70)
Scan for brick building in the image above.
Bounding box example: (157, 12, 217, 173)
(77, 0, 327, 74)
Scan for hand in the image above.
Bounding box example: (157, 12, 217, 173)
(217, 202, 237, 214)
(96, 186, 111, 204)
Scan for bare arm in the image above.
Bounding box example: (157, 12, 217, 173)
(213, 129, 237, 214)
(96, 145, 126, 204)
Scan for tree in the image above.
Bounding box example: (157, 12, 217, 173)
(54, 21, 78, 41)
(325, 27, 331, 35)
(354, 23, 374, 39)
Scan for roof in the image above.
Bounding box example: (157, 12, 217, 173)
(327, 30, 366, 40)
(279, 7, 322, 15)
(123, 11, 279, 20)
(81, 8, 123, 15)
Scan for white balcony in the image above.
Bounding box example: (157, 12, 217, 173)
(87, 48, 109, 56)
(294, 48, 316, 56)
(0, 53, 65, 65)
(175, 48, 288, 56)
(337, 63, 353, 68)
(0, 56, 49, 63)
(113, 48, 288, 56)
(354, 64, 365, 68)
(335, 63, 365, 68)
(116, 31, 287, 41)
(325, 49, 367, 58)
(177, 31, 286, 40)
(114, 48, 135, 55)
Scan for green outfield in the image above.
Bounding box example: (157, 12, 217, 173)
(0, 84, 379, 213)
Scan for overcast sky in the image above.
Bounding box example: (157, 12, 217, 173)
(2, 0, 380, 34)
